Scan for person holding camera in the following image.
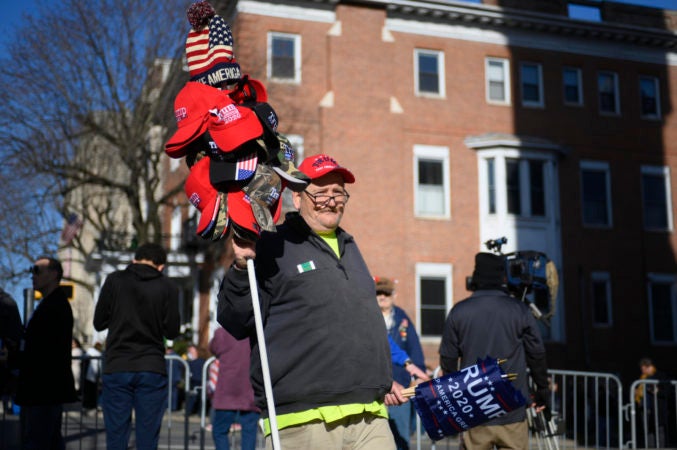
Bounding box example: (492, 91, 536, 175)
(438, 252, 549, 449)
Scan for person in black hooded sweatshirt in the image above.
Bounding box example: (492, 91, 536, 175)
(94, 242, 180, 450)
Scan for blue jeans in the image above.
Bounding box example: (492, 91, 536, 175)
(20, 404, 64, 449)
(388, 403, 413, 450)
(102, 372, 168, 450)
(212, 409, 260, 450)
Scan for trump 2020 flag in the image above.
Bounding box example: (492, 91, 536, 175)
(407, 356, 526, 441)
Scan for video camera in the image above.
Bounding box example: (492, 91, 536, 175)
(467, 237, 558, 326)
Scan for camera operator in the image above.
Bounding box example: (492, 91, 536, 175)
(439, 252, 549, 449)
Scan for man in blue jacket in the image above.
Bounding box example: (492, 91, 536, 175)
(219, 154, 405, 449)
(376, 276, 428, 450)
(94, 243, 180, 450)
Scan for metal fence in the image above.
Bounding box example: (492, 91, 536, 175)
(2, 357, 676, 449)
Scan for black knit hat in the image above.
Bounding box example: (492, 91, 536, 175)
(471, 252, 506, 290)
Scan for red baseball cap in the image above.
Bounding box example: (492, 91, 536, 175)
(165, 82, 229, 158)
(184, 157, 222, 236)
(227, 189, 282, 240)
(298, 154, 355, 183)
(227, 75, 268, 104)
(207, 102, 263, 153)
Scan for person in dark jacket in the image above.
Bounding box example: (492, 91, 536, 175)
(16, 256, 77, 449)
(0, 287, 23, 412)
(218, 154, 405, 449)
(439, 252, 549, 450)
(375, 276, 428, 450)
(93, 242, 180, 450)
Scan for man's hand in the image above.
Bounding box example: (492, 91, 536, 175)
(232, 236, 256, 269)
(385, 381, 409, 406)
(405, 362, 431, 381)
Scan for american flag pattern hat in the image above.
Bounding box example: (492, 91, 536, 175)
(186, 2, 241, 87)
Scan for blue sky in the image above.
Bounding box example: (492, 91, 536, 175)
(0, 0, 674, 52)
(0, 0, 675, 38)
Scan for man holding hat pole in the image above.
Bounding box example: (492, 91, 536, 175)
(218, 154, 403, 449)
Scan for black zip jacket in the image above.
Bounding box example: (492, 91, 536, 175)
(218, 212, 392, 416)
(439, 289, 548, 425)
(94, 263, 180, 375)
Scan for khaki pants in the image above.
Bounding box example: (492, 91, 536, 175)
(265, 413, 395, 450)
(464, 420, 529, 450)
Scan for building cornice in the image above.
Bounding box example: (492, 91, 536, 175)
(250, 0, 676, 50)
(373, 0, 676, 50)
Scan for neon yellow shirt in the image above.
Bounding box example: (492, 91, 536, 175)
(317, 230, 340, 257)
(263, 401, 388, 435)
(263, 231, 387, 436)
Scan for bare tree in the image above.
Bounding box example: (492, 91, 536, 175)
(0, 0, 191, 291)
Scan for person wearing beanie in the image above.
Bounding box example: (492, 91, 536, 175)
(438, 252, 549, 449)
(218, 154, 403, 449)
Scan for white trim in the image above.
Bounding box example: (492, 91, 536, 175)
(485, 57, 511, 106)
(646, 273, 677, 345)
(641, 165, 674, 232)
(639, 75, 662, 120)
(413, 145, 451, 219)
(580, 160, 613, 228)
(238, 0, 336, 23)
(386, 18, 677, 66)
(267, 32, 302, 84)
(520, 62, 544, 108)
(415, 262, 453, 340)
(597, 71, 620, 116)
(414, 48, 446, 98)
(563, 66, 584, 107)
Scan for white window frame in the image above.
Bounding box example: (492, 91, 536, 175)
(641, 165, 673, 232)
(580, 160, 612, 228)
(478, 151, 554, 220)
(414, 49, 445, 98)
(647, 273, 677, 345)
(598, 71, 620, 116)
(485, 57, 511, 105)
(520, 62, 544, 108)
(267, 32, 301, 84)
(639, 75, 661, 120)
(416, 262, 453, 341)
(413, 145, 450, 219)
(591, 271, 612, 327)
(563, 66, 583, 106)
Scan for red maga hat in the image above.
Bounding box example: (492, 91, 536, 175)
(207, 102, 263, 153)
(298, 154, 355, 183)
(184, 157, 222, 236)
(165, 82, 228, 158)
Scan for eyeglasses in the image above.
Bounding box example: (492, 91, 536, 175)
(303, 190, 350, 207)
(376, 291, 392, 297)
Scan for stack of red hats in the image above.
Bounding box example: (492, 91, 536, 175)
(165, 1, 310, 241)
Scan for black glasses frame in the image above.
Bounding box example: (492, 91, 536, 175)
(303, 190, 350, 206)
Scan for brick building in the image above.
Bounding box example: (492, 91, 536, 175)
(199, 0, 677, 385)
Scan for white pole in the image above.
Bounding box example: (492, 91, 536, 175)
(247, 259, 282, 450)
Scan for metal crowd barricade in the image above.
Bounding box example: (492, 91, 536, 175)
(6, 354, 668, 449)
(418, 368, 624, 450)
(628, 378, 677, 449)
